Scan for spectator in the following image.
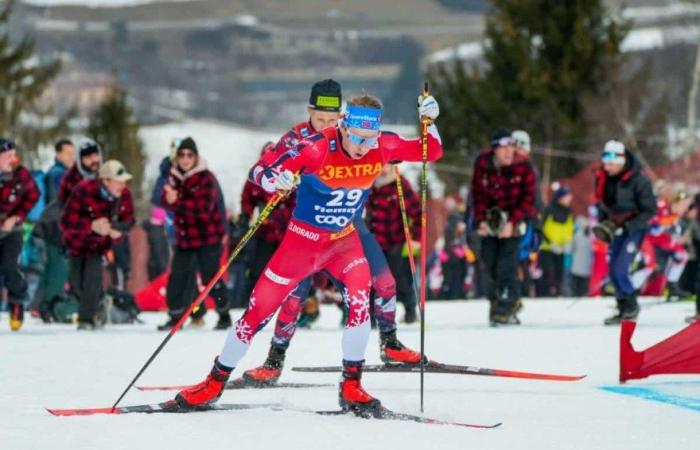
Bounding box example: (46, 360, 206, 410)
(538, 184, 574, 296)
(159, 137, 231, 330)
(33, 139, 75, 320)
(45, 138, 74, 204)
(366, 165, 421, 322)
(142, 207, 170, 281)
(58, 139, 102, 204)
(439, 196, 468, 299)
(471, 128, 536, 325)
(0, 138, 40, 331)
(594, 140, 655, 325)
(60, 160, 134, 330)
(570, 216, 593, 296)
(686, 195, 700, 324)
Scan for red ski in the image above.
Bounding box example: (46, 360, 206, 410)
(292, 361, 586, 382)
(136, 377, 331, 392)
(47, 400, 277, 416)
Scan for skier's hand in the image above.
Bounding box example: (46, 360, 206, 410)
(418, 95, 439, 121)
(261, 168, 296, 193)
(164, 184, 178, 205)
(498, 221, 514, 239)
(1, 215, 18, 232)
(91, 217, 111, 236)
(477, 221, 489, 237)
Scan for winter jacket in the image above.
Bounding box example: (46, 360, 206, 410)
(60, 179, 135, 257)
(240, 180, 295, 245)
(366, 174, 420, 252)
(161, 158, 225, 250)
(470, 151, 537, 227)
(0, 165, 40, 236)
(594, 151, 655, 233)
(540, 201, 574, 254)
(45, 159, 69, 205)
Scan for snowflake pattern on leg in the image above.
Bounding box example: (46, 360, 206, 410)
(235, 319, 254, 343)
(344, 285, 371, 329)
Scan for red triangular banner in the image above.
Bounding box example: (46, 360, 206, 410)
(620, 320, 700, 382)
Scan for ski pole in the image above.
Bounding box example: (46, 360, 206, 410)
(392, 165, 421, 309)
(419, 80, 431, 412)
(111, 190, 288, 411)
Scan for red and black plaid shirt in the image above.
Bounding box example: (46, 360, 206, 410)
(366, 175, 421, 252)
(58, 165, 89, 204)
(162, 165, 225, 250)
(0, 165, 40, 224)
(60, 179, 135, 257)
(471, 150, 536, 225)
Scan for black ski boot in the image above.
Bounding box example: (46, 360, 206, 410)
(666, 283, 691, 302)
(214, 311, 232, 330)
(605, 297, 639, 325)
(157, 314, 181, 331)
(242, 344, 286, 385)
(490, 300, 522, 326)
(379, 330, 427, 364)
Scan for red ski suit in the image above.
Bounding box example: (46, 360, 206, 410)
(218, 125, 442, 367)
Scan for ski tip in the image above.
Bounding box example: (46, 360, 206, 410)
(46, 406, 118, 416)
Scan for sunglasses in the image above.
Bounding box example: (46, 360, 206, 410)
(493, 137, 515, 148)
(177, 151, 196, 159)
(345, 128, 379, 147)
(601, 151, 623, 161)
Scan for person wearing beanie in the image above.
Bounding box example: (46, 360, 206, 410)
(173, 90, 442, 412)
(538, 183, 575, 297)
(471, 127, 537, 325)
(237, 83, 431, 388)
(160, 136, 232, 331)
(58, 138, 102, 204)
(594, 140, 655, 325)
(60, 160, 134, 330)
(0, 138, 40, 330)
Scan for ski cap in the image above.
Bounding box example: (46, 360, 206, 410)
(0, 138, 15, 154)
(344, 104, 382, 131)
(309, 79, 342, 112)
(601, 140, 625, 164)
(490, 127, 514, 148)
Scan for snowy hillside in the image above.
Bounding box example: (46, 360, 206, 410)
(20, 0, 199, 7)
(2, 298, 699, 450)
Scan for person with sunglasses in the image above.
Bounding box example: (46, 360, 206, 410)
(60, 160, 135, 330)
(239, 81, 428, 387)
(471, 128, 537, 326)
(174, 92, 442, 413)
(0, 138, 40, 330)
(160, 137, 232, 330)
(593, 140, 655, 325)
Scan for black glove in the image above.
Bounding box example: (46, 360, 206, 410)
(592, 220, 620, 244)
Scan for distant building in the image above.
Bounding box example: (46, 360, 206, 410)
(43, 69, 114, 117)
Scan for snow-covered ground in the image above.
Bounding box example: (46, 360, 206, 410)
(2, 298, 699, 450)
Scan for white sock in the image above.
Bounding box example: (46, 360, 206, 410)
(342, 320, 371, 361)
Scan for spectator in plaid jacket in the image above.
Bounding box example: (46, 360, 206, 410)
(366, 165, 420, 322)
(58, 139, 102, 205)
(471, 128, 536, 325)
(0, 138, 40, 331)
(159, 137, 231, 331)
(60, 160, 134, 330)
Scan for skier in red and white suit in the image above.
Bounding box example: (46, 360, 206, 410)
(176, 93, 442, 412)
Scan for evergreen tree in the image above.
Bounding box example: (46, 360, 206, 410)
(0, 0, 69, 163)
(429, 0, 627, 181)
(88, 84, 146, 206)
